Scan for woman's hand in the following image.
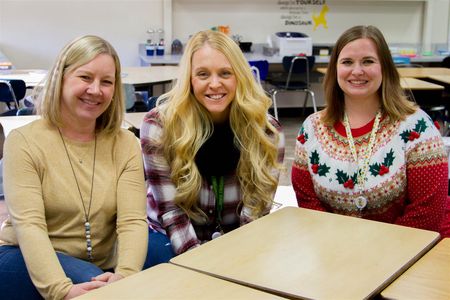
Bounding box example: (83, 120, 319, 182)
(91, 272, 124, 283)
(63, 281, 107, 299)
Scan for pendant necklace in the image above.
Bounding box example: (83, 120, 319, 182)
(343, 110, 381, 211)
(58, 129, 97, 261)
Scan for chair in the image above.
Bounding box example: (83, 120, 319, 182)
(250, 66, 261, 86)
(266, 56, 317, 120)
(442, 56, 450, 68)
(0, 79, 26, 114)
(123, 83, 137, 112)
(248, 60, 269, 83)
(16, 106, 35, 116)
(145, 96, 159, 111)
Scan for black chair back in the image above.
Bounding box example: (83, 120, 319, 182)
(282, 56, 315, 74)
(282, 56, 315, 90)
(442, 56, 450, 68)
(0, 79, 26, 109)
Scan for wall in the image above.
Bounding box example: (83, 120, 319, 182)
(172, 0, 449, 49)
(0, 0, 164, 69)
(0, 0, 449, 69)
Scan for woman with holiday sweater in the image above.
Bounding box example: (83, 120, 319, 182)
(292, 25, 450, 236)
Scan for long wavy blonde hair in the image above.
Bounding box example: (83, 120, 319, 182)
(157, 30, 281, 222)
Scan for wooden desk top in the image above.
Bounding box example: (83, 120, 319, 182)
(381, 238, 450, 300)
(121, 66, 179, 85)
(396, 67, 450, 78)
(316, 67, 327, 75)
(316, 68, 444, 90)
(400, 77, 444, 90)
(427, 75, 450, 85)
(171, 207, 439, 300)
(74, 263, 284, 300)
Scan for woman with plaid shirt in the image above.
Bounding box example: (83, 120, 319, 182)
(140, 30, 285, 267)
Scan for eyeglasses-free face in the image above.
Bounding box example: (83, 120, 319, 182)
(191, 44, 237, 123)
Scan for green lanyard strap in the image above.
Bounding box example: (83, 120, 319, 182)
(211, 176, 224, 223)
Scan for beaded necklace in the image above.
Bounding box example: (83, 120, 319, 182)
(58, 129, 97, 261)
(343, 111, 381, 210)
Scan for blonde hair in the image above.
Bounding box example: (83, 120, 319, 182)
(322, 25, 416, 125)
(36, 35, 124, 135)
(157, 30, 281, 221)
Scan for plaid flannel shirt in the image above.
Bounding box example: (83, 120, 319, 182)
(141, 108, 285, 254)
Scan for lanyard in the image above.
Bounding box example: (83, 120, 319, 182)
(343, 111, 381, 192)
(211, 176, 224, 223)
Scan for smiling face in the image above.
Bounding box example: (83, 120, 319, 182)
(191, 44, 237, 123)
(337, 38, 382, 104)
(60, 53, 116, 129)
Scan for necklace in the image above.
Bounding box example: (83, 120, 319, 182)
(343, 111, 381, 211)
(211, 175, 224, 239)
(58, 129, 97, 261)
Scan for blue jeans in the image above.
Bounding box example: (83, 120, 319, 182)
(0, 245, 104, 300)
(143, 228, 175, 269)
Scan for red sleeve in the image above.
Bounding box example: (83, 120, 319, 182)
(291, 141, 327, 212)
(397, 138, 448, 232)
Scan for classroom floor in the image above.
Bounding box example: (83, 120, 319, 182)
(0, 113, 305, 226)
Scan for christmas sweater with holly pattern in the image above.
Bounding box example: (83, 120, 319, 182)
(292, 109, 448, 233)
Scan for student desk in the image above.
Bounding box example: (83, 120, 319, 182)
(381, 238, 450, 300)
(427, 75, 450, 85)
(121, 66, 178, 94)
(0, 114, 146, 137)
(400, 77, 444, 90)
(396, 67, 450, 78)
(0, 69, 47, 88)
(74, 263, 284, 300)
(170, 207, 440, 300)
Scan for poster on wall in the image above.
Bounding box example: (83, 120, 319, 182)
(278, 0, 329, 31)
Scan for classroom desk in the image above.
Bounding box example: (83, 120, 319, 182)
(427, 75, 450, 85)
(170, 206, 440, 300)
(400, 77, 444, 90)
(121, 66, 178, 94)
(381, 238, 450, 300)
(316, 68, 444, 90)
(0, 113, 146, 137)
(74, 263, 284, 300)
(396, 67, 450, 78)
(0, 69, 47, 87)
